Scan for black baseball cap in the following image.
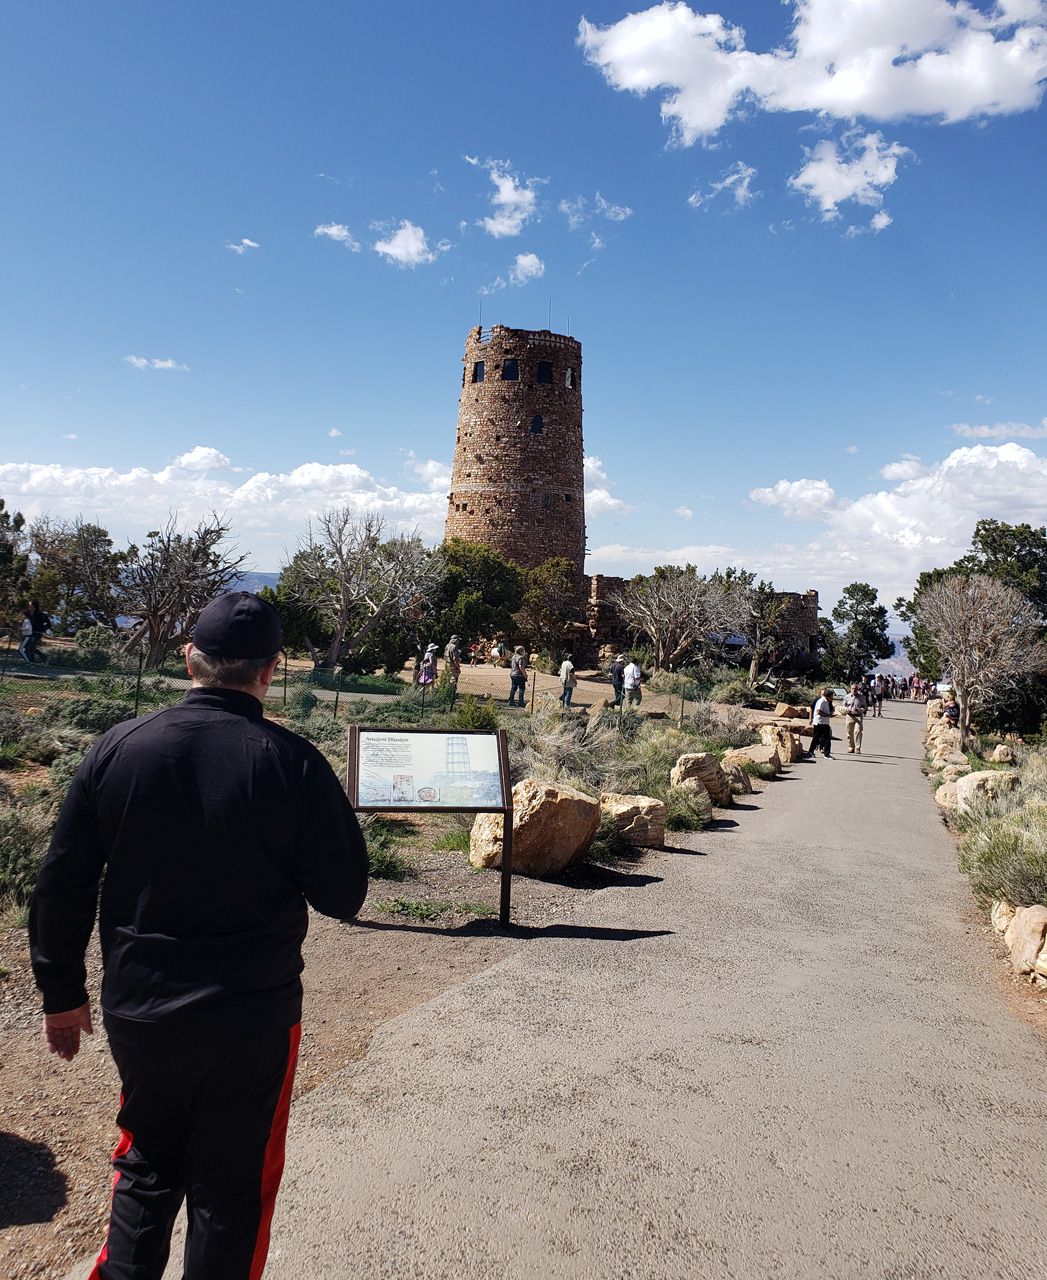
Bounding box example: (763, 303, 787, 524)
(191, 592, 282, 659)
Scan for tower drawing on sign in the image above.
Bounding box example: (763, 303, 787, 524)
(445, 735, 471, 779)
(445, 325, 586, 587)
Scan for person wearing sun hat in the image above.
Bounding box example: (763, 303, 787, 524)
(29, 590, 369, 1280)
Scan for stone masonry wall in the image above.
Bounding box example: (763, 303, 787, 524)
(444, 325, 585, 585)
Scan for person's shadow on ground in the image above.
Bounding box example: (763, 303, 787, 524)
(0, 1131, 68, 1227)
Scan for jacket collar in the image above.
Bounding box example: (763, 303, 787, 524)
(182, 686, 266, 722)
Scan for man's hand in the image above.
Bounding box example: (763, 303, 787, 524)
(43, 1002, 93, 1061)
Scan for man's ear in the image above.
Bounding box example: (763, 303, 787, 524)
(185, 643, 195, 679)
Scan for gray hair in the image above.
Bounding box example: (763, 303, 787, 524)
(188, 648, 280, 689)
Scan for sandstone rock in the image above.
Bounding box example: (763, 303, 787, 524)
(1036, 945, 1047, 979)
(723, 744, 782, 775)
(719, 759, 753, 794)
(934, 781, 960, 810)
(760, 724, 802, 764)
(670, 752, 732, 806)
(953, 769, 1021, 815)
(1003, 905, 1047, 974)
(600, 792, 666, 847)
(991, 743, 1015, 764)
(991, 899, 1017, 934)
(926, 698, 943, 724)
(470, 778, 600, 877)
(941, 751, 969, 766)
(774, 702, 805, 719)
(940, 763, 972, 784)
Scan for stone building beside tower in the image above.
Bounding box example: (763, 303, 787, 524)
(445, 325, 586, 587)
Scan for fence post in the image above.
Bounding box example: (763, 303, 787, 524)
(420, 682, 426, 719)
(334, 669, 341, 717)
(529, 670, 536, 715)
(283, 654, 288, 706)
(680, 687, 686, 730)
(134, 651, 144, 717)
(0, 630, 13, 684)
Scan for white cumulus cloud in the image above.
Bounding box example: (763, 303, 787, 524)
(789, 132, 910, 220)
(595, 192, 633, 221)
(225, 238, 259, 254)
(0, 449, 453, 563)
(314, 223, 361, 251)
(579, 1, 1047, 143)
(508, 252, 545, 286)
(584, 455, 637, 517)
(674, 505, 693, 519)
(372, 220, 442, 268)
(124, 355, 190, 372)
(173, 446, 231, 471)
(474, 159, 543, 238)
(328, 428, 342, 438)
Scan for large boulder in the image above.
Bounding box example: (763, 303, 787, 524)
(991, 743, 1016, 764)
(953, 769, 1021, 815)
(1003, 905, 1047, 975)
(926, 698, 943, 725)
(934, 781, 960, 811)
(720, 759, 753, 794)
(760, 724, 802, 764)
(670, 753, 731, 807)
(470, 778, 600, 877)
(599, 792, 666, 847)
(723, 744, 782, 775)
(774, 702, 806, 719)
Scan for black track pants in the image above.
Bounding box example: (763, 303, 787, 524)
(90, 1015, 301, 1280)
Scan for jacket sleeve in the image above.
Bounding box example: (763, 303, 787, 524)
(294, 752, 370, 920)
(29, 751, 107, 1014)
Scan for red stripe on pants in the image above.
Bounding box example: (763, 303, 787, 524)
(88, 1102, 133, 1280)
(248, 1021, 301, 1280)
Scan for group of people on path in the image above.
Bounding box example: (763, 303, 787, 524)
(809, 675, 892, 759)
(16, 599, 50, 665)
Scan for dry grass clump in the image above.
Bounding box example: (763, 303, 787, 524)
(955, 749, 1047, 907)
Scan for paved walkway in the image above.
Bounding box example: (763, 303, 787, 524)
(252, 700, 1046, 1280)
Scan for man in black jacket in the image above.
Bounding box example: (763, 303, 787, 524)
(29, 592, 369, 1280)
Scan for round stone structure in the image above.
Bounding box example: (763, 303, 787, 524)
(445, 325, 585, 581)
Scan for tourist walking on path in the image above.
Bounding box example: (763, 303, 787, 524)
(558, 655, 577, 707)
(28, 592, 369, 1280)
(810, 687, 834, 757)
(623, 656, 643, 706)
(843, 683, 867, 754)
(17, 608, 35, 664)
(609, 654, 626, 706)
(871, 674, 885, 716)
(444, 635, 462, 691)
(508, 645, 528, 707)
(419, 643, 438, 686)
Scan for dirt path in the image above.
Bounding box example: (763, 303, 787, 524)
(223, 701, 1045, 1280)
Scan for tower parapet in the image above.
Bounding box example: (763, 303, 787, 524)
(445, 325, 585, 583)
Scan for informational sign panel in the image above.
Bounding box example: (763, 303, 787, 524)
(351, 729, 506, 810)
(346, 727, 515, 925)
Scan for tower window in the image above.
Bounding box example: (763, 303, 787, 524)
(530, 415, 543, 434)
(536, 360, 553, 384)
(501, 358, 519, 381)
(541, 492, 551, 509)
(565, 366, 575, 389)
(472, 361, 485, 382)
(565, 493, 572, 502)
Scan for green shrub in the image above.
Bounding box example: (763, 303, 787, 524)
(448, 694, 500, 732)
(375, 897, 451, 920)
(664, 784, 711, 831)
(709, 678, 759, 707)
(740, 759, 777, 781)
(689, 701, 759, 751)
(361, 816, 416, 881)
(0, 803, 56, 905)
(586, 812, 632, 862)
(49, 749, 88, 793)
(41, 697, 135, 736)
(959, 808, 1047, 907)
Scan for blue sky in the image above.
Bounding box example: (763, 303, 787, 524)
(1, 0, 1045, 607)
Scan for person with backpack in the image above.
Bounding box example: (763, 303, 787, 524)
(508, 645, 528, 707)
(609, 654, 626, 706)
(558, 655, 578, 707)
(419, 643, 439, 686)
(622, 656, 643, 706)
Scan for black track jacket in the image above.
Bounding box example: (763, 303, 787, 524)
(29, 688, 369, 1029)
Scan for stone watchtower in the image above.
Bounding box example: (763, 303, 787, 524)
(445, 325, 585, 584)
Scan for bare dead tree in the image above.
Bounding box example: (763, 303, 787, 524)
(284, 509, 444, 668)
(121, 514, 247, 667)
(914, 573, 1046, 743)
(609, 566, 736, 670)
